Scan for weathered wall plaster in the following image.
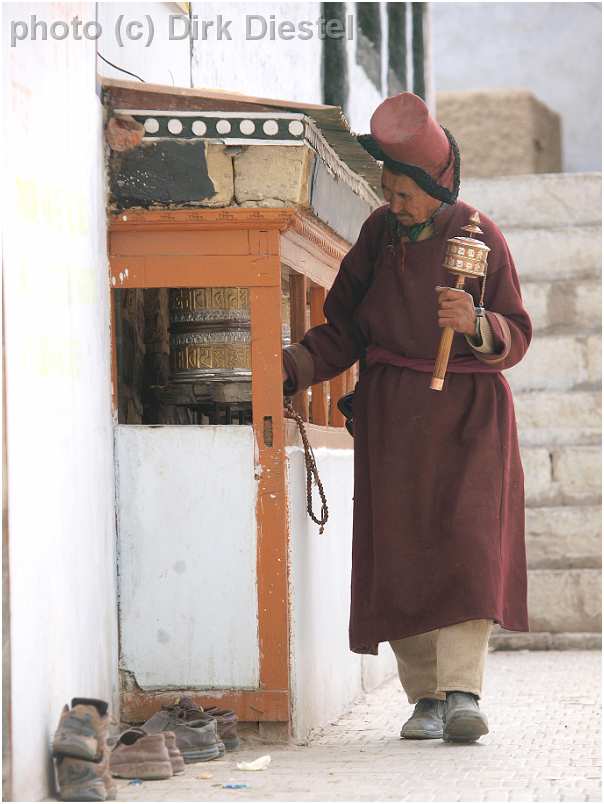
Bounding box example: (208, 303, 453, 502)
(115, 426, 259, 689)
(3, 4, 118, 799)
(287, 446, 397, 742)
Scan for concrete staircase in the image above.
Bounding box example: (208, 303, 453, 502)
(463, 174, 602, 650)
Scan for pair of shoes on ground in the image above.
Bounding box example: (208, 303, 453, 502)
(157, 695, 241, 752)
(137, 695, 240, 764)
(400, 692, 489, 743)
(110, 728, 184, 780)
(52, 698, 116, 802)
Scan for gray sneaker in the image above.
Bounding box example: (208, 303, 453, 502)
(443, 692, 489, 743)
(142, 710, 223, 763)
(400, 698, 445, 740)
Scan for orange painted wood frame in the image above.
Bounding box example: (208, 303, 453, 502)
(108, 207, 351, 725)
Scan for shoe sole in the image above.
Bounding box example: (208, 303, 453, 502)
(443, 714, 489, 743)
(58, 782, 106, 802)
(181, 745, 222, 763)
(110, 760, 173, 779)
(400, 729, 443, 740)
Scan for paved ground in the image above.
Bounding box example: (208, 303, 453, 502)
(116, 651, 600, 802)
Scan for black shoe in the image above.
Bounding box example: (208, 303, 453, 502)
(400, 698, 445, 740)
(443, 692, 489, 743)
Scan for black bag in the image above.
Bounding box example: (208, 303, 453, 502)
(336, 389, 356, 437)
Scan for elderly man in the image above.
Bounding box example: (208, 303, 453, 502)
(282, 93, 531, 743)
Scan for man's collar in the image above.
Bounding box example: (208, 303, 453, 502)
(388, 202, 450, 242)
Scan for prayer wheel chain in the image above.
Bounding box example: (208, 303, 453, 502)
(284, 398, 329, 534)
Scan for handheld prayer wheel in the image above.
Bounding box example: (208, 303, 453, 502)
(430, 212, 490, 391)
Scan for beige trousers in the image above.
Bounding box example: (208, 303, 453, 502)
(389, 619, 493, 704)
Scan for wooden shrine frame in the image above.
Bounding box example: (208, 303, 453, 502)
(108, 206, 354, 724)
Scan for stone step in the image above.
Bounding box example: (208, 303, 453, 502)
(526, 506, 601, 570)
(522, 445, 601, 506)
(463, 173, 602, 228)
(490, 631, 601, 651)
(526, 569, 601, 633)
(503, 224, 601, 281)
(521, 279, 601, 332)
(505, 333, 600, 392)
(515, 390, 601, 446)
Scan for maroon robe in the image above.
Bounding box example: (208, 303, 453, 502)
(283, 200, 532, 655)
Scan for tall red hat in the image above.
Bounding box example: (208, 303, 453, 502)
(358, 93, 460, 203)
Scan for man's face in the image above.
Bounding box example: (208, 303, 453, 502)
(381, 168, 442, 226)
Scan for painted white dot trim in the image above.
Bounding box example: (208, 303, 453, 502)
(239, 119, 255, 135)
(216, 119, 231, 134)
(192, 120, 207, 136)
(167, 118, 183, 135)
(263, 120, 279, 136)
(144, 118, 160, 134)
(288, 120, 304, 136)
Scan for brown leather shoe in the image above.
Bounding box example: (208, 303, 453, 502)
(163, 731, 185, 774)
(109, 729, 173, 779)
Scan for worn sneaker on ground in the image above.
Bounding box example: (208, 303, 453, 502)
(52, 699, 108, 762)
(443, 691, 489, 743)
(143, 710, 223, 763)
(163, 731, 185, 774)
(109, 729, 173, 779)
(400, 698, 445, 740)
(55, 755, 108, 802)
(202, 706, 241, 751)
(161, 696, 240, 751)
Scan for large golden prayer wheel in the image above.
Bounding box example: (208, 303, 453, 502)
(169, 287, 251, 383)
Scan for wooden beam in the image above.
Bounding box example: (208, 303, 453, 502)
(329, 373, 347, 427)
(109, 255, 276, 289)
(121, 688, 289, 724)
(289, 273, 309, 421)
(250, 269, 290, 697)
(109, 206, 294, 232)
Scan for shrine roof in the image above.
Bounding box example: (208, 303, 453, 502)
(101, 78, 383, 197)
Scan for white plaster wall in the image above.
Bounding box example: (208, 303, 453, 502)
(96, 2, 191, 87)
(287, 446, 396, 742)
(115, 426, 259, 689)
(190, 2, 323, 104)
(431, 2, 602, 173)
(344, 0, 384, 135)
(2, 3, 118, 800)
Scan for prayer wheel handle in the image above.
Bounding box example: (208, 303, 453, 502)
(430, 212, 491, 392)
(430, 275, 466, 391)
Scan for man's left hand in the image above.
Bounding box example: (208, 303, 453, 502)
(435, 286, 476, 336)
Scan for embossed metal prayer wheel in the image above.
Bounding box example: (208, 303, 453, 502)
(430, 212, 491, 391)
(169, 287, 251, 383)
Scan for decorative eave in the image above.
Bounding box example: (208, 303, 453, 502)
(111, 107, 381, 211)
(103, 78, 384, 245)
(109, 206, 351, 264)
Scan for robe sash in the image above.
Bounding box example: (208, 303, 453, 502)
(366, 345, 503, 374)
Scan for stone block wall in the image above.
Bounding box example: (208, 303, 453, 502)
(437, 89, 562, 178)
